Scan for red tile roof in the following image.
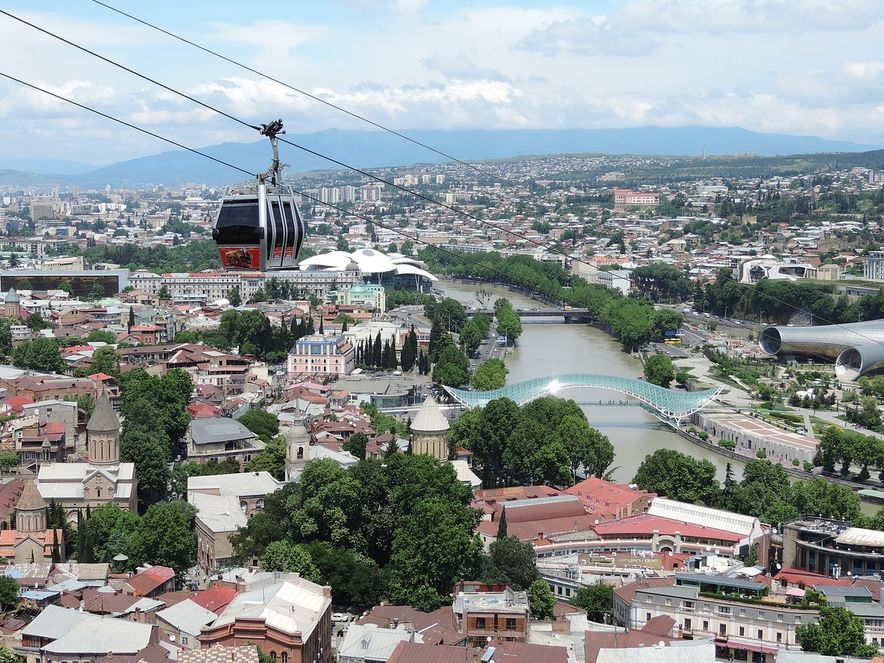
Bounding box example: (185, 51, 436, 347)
(592, 513, 743, 543)
(192, 584, 237, 614)
(2, 396, 34, 412)
(0, 481, 24, 520)
(478, 514, 599, 542)
(126, 565, 175, 596)
(565, 477, 654, 517)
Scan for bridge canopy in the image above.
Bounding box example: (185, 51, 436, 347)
(443, 374, 720, 423)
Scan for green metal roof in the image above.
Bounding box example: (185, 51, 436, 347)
(443, 374, 720, 423)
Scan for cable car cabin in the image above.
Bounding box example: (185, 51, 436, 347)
(212, 191, 306, 271)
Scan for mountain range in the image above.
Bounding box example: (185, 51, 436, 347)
(2, 126, 880, 188)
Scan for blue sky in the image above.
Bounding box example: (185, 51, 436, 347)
(0, 0, 883, 164)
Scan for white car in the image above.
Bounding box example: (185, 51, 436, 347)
(332, 613, 349, 622)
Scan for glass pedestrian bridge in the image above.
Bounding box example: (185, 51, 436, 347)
(443, 374, 721, 425)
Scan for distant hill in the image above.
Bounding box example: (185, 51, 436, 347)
(6, 126, 882, 188)
(0, 158, 98, 176)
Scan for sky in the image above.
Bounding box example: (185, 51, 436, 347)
(0, 0, 883, 164)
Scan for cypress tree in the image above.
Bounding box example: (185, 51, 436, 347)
(342, 319, 348, 332)
(319, 317, 324, 335)
(389, 336, 398, 369)
(373, 332, 382, 368)
(51, 528, 60, 563)
(76, 509, 84, 559)
(496, 507, 508, 539)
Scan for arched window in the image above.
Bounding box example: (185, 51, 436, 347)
(296, 447, 304, 460)
(269, 653, 277, 662)
(96, 488, 102, 499)
(281, 653, 288, 663)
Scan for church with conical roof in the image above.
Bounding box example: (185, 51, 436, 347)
(35, 391, 137, 523)
(410, 394, 450, 460)
(0, 480, 65, 563)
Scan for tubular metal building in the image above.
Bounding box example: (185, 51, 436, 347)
(759, 319, 884, 379)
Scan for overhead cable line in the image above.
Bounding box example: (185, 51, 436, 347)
(0, 7, 605, 272)
(88, 0, 506, 182)
(4, 9, 882, 349)
(0, 70, 529, 292)
(0, 71, 254, 179)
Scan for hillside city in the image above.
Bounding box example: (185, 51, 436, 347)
(0, 150, 882, 663)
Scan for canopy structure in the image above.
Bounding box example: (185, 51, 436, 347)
(443, 374, 721, 425)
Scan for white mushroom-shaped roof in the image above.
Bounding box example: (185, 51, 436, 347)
(349, 248, 396, 274)
(299, 251, 354, 270)
(392, 263, 438, 281)
(300, 248, 437, 281)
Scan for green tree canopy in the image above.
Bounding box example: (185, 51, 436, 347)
(633, 449, 720, 505)
(571, 582, 614, 622)
(796, 606, 880, 657)
(471, 358, 508, 390)
(527, 579, 556, 620)
(644, 353, 675, 387)
(12, 337, 65, 373)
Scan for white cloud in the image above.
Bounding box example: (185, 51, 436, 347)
(422, 52, 511, 81)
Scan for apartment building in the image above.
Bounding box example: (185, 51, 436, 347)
(622, 577, 812, 662)
(287, 335, 355, 377)
(452, 581, 529, 647)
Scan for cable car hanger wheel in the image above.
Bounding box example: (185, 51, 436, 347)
(212, 118, 308, 272)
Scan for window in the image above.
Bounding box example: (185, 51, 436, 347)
(282, 654, 288, 663)
(777, 614, 783, 622)
(703, 621, 709, 631)
(270, 653, 277, 663)
(647, 613, 652, 621)
(476, 617, 486, 630)
(506, 618, 517, 631)
(758, 630, 763, 640)
(739, 627, 745, 636)
(684, 618, 692, 630)
(740, 609, 747, 617)
(665, 599, 672, 606)
(718, 606, 731, 615)
(719, 624, 727, 636)
(682, 601, 695, 611)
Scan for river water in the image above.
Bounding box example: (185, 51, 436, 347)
(438, 279, 746, 483)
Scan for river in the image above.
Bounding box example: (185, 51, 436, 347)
(438, 279, 746, 484)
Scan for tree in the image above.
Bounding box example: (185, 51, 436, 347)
(496, 508, 507, 539)
(644, 353, 675, 388)
(120, 427, 170, 510)
(89, 347, 121, 378)
(796, 606, 880, 657)
(87, 329, 117, 344)
(527, 579, 555, 620)
(89, 282, 106, 300)
(343, 432, 369, 460)
(0, 576, 18, 609)
(245, 435, 287, 480)
(259, 541, 320, 581)
(471, 358, 508, 390)
(791, 478, 861, 522)
(571, 582, 614, 622)
(227, 287, 241, 307)
(0, 451, 19, 472)
(83, 503, 140, 563)
(305, 542, 381, 608)
(237, 409, 280, 443)
(127, 501, 197, 575)
(156, 285, 171, 301)
(12, 337, 65, 373)
(633, 449, 720, 505)
(432, 342, 471, 387)
(484, 536, 538, 590)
